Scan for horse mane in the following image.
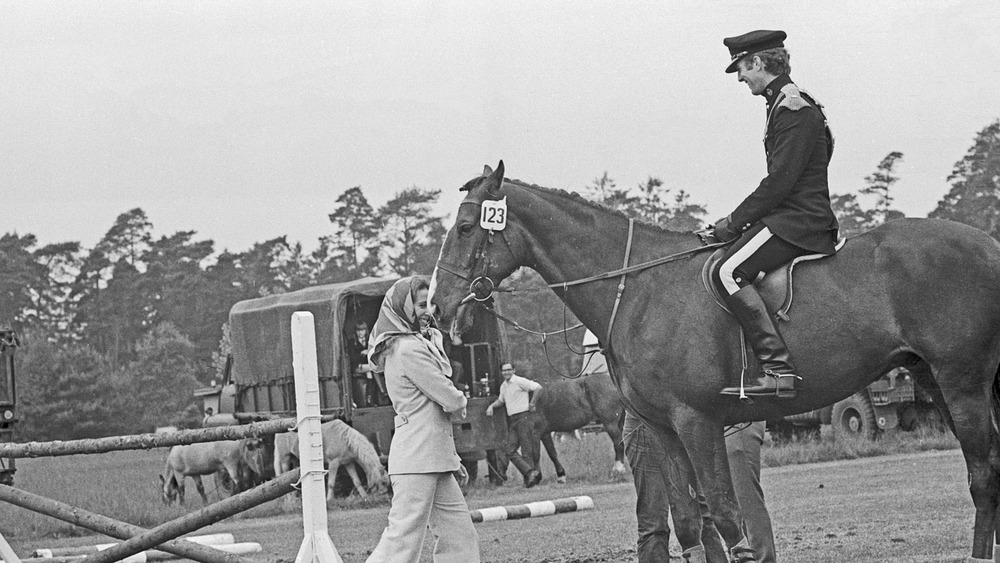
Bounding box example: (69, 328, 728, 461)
(500, 177, 692, 236)
(331, 420, 387, 483)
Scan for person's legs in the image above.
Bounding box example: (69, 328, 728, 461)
(428, 473, 481, 562)
(506, 414, 539, 485)
(727, 421, 776, 563)
(712, 223, 812, 398)
(366, 474, 434, 563)
(623, 413, 673, 563)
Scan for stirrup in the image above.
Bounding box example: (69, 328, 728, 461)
(720, 373, 800, 399)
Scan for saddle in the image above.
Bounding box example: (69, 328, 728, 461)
(700, 238, 847, 321)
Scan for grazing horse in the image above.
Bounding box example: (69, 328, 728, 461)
(273, 419, 390, 501)
(160, 440, 247, 505)
(525, 372, 627, 483)
(430, 162, 1000, 562)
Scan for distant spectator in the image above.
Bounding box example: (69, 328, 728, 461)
(486, 362, 542, 488)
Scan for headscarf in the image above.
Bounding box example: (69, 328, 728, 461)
(368, 276, 448, 373)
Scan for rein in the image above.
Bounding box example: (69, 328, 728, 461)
(441, 199, 727, 377)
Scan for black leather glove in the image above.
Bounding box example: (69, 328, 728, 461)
(713, 215, 741, 243)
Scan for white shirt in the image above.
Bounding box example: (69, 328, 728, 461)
(498, 374, 542, 416)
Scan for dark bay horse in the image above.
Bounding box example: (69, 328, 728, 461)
(526, 371, 627, 482)
(429, 162, 1000, 562)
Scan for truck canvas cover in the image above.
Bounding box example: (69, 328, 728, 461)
(228, 277, 395, 413)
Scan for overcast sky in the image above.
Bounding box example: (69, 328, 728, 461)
(3, 1, 998, 254)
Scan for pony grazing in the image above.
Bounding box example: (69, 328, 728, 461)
(430, 162, 1000, 563)
(526, 371, 627, 483)
(273, 419, 389, 501)
(160, 440, 248, 505)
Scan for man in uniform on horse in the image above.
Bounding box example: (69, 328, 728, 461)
(711, 30, 839, 400)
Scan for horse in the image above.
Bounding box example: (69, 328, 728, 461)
(429, 162, 1000, 562)
(273, 419, 390, 501)
(160, 440, 249, 505)
(525, 371, 627, 483)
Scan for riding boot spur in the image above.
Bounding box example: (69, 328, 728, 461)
(719, 285, 800, 399)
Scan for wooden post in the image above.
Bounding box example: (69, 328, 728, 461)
(79, 469, 299, 563)
(0, 530, 22, 563)
(291, 312, 343, 563)
(0, 485, 245, 563)
(0, 419, 297, 459)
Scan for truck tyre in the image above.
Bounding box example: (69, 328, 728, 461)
(831, 392, 877, 440)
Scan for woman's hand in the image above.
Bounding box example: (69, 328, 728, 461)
(454, 463, 469, 486)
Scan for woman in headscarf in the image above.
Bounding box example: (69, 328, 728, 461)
(365, 276, 480, 563)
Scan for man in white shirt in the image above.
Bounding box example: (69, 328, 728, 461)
(486, 362, 543, 487)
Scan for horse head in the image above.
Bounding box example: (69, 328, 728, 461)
(159, 473, 180, 505)
(431, 160, 527, 343)
(367, 473, 392, 496)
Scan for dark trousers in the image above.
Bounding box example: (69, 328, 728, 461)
(623, 413, 673, 563)
(712, 222, 812, 298)
(506, 412, 537, 477)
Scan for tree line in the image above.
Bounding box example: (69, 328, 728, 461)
(3, 120, 998, 440)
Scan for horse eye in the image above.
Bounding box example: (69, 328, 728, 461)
(459, 223, 474, 236)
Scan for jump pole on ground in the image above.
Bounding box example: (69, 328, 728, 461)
(470, 496, 595, 523)
(291, 312, 343, 563)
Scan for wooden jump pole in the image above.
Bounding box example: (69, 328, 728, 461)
(0, 531, 21, 563)
(0, 485, 246, 563)
(0, 419, 297, 459)
(291, 311, 343, 563)
(78, 468, 299, 563)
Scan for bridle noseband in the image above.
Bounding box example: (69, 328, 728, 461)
(434, 200, 516, 304)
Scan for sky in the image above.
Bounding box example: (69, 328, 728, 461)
(3, 1, 998, 254)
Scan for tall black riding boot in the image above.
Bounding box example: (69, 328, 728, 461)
(719, 285, 800, 399)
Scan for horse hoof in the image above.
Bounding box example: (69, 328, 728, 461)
(556, 476, 567, 484)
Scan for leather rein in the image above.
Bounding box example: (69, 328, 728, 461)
(437, 199, 728, 352)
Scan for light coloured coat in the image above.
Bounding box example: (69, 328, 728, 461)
(383, 335, 467, 475)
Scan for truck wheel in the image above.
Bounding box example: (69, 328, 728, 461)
(831, 392, 877, 440)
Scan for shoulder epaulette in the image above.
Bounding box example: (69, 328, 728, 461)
(777, 83, 810, 111)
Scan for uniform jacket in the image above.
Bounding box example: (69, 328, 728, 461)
(383, 335, 467, 475)
(729, 74, 839, 254)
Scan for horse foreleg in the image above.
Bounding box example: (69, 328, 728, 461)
(191, 475, 209, 505)
(326, 459, 341, 502)
(539, 432, 566, 483)
(670, 408, 749, 558)
(650, 424, 726, 562)
(344, 462, 368, 499)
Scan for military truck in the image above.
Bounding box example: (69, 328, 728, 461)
(0, 329, 18, 486)
(768, 367, 935, 441)
(211, 277, 508, 483)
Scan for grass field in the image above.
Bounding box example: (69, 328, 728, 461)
(0, 424, 960, 543)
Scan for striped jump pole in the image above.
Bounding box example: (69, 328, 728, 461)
(291, 312, 343, 563)
(470, 496, 595, 523)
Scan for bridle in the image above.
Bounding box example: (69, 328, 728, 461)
(436, 196, 728, 363)
(433, 200, 518, 304)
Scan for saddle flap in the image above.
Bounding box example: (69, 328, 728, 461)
(701, 238, 847, 320)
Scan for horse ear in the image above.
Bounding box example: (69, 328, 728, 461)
(159, 474, 165, 484)
(482, 164, 493, 176)
(484, 160, 505, 196)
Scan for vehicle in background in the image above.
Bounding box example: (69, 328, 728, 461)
(204, 277, 509, 485)
(767, 367, 938, 441)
